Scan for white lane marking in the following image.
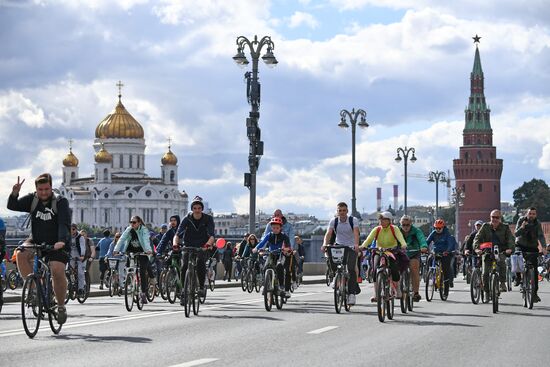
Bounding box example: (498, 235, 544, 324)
(307, 326, 339, 335)
(0, 292, 319, 337)
(169, 358, 219, 367)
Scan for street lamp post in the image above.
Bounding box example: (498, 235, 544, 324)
(338, 108, 369, 219)
(394, 146, 417, 215)
(428, 170, 447, 219)
(233, 35, 278, 234)
(452, 186, 465, 240)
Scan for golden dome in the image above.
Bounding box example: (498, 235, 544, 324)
(63, 149, 79, 167)
(95, 98, 144, 139)
(95, 144, 113, 163)
(161, 148, 178, 165)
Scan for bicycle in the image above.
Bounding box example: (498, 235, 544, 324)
(106, 257, 124, 297)
(479, 242, 501, 313)
(425, 253, 449, 302)
(205, 252, 217, 292)
(262, 249, 286, 312)
(463, 254, 475, 284)
(521, 252, 538, 310)
(238, 257, 249, 292)
(419, 252, 428, 283)
(19, 243, 63, 338)
(165, 250, 183, 304)
(158, 255, 170, 300)
(470, 255, 484, 304)
(124, 252, 149, 312)
(505, 255, 513, 291)
(65, 257, 89, 304)
(7, 267, 24, 290)
(182, 247, 207, 317)
(373, 248, 396, 323)
(326, 245, 351, 314)
(400, 267, 413, 313)
(245, 255, 262, 293)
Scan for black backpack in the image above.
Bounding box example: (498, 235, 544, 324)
(328, 216, 354, 245)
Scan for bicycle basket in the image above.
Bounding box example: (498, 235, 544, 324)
(330, 248, 345, 264)
(108, 258, 119, 268)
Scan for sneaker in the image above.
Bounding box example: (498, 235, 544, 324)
(370, 296, 377, 303)
(140, 293, 148, 304)
(284, 291, 291, 299)
(77, 288, 85, 297)
(329, 279, 335, 289)
(347, 294, 356, 305)
(413, 293, 421, 302)
(179, 293, 185, 306)
(450, 281, 454, 288)
(533, 294, 541, 303)
(57, 306, 67, 325)
(99, 283, 104, 290)
(513, 279, 521, 287)
(500, 283, 507, 292)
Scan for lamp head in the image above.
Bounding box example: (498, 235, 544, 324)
(261, 48, 278, 68)
(338, 117, 349, 129)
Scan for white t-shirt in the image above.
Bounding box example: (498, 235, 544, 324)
(328, 216, 357, 248)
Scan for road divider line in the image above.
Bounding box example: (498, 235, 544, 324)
(169, 358, 219, 367)
(307, 326, 338, 335)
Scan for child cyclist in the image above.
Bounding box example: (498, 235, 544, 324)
(253, 217, 293, 298)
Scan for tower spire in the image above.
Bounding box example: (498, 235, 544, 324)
(116, 80, 124, 102)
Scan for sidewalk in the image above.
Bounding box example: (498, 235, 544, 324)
(2, 275, 327, 303)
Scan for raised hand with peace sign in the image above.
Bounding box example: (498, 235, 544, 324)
(12, 176, 25, 196)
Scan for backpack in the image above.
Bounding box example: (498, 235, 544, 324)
(374, 225, 398, 244)
(329, 216, 354, 245)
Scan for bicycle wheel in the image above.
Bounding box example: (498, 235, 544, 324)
(108, 270, 117, 297)
(376, 271, 386, 323)
(8, 270, 18, 290)
(198, 275, 207, 305)
(399, 274, 407, 314)
(124, 273, 135, 312)
(506, 267, 512, 291)
(166, 268, 178, 304)
(264, 271, 273, 311)
(491, 273, 499, 314)
(247, 269, 255, 293)
(274, 279, 284, 310)
(146, 277, 156, 303)
(334, 272, 343, 314)
(135, 275, 144, 311)
(387, 291, 395, 320)
(470, 269, 481, 304)
(241, 269, 248, 292)
(343, 275, 350, 312)
(21, 276, 42, 338)
(192, 274, 200, 315)
(77, 272, 90, 304)
(183, 270, 192, 317)
(439, 272, 449, 302)
(525, 268, 534, 309)
(47, 280, 62, 335)
(159, 269, 167, 300)
(425, 269, 435, 302)
(407, 275, 414, 312)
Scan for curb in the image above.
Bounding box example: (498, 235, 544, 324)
(2, 278, 327, 304)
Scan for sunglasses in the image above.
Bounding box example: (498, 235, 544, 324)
(130, 221, 138, 224)
(491, 216, 500, 219)
(435, 227, 443, 230)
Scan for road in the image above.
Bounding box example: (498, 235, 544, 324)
(1, 278, 548, 367)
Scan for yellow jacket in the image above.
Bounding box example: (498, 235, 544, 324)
(361, 225, 407, 249)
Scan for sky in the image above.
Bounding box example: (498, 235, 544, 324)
(1, 0, 549, 220)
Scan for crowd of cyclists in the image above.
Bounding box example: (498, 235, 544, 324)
(1, 173, 549, 337)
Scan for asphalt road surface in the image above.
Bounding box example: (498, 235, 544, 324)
(1, 278, 548, 367)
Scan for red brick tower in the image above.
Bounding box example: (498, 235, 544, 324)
(453, 36, 503, 242)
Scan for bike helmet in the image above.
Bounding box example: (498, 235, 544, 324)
(270, 217, 283, 226)
(379, 211, 393, 220)
(474, 220, 483, 227)
(433, 219, 445, 229)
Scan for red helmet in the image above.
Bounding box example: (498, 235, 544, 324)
(270, 217, 283, 226)
(433, 219, 445, 229)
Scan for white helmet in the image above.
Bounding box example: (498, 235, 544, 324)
(379, 211, 393, 220)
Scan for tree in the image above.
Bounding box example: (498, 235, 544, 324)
(513, 179, 550, 221)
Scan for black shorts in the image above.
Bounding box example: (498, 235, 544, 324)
(17, 242, 69, 265)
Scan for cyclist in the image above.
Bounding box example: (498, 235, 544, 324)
(462, 220, 483, 279)
(156, 215, 181, 282)
(426, 219, 456, 289)
(173, 196, 215, 305)
(7, 173, 71, 324)
(473, 210, 514, 293)
(105, 232, 124, 295)
(361, 211, 407, 303)
(96, 229, 112, 290)
(295, 235, 306, 277)
(114, 215, 154, 304)
(398, 215, 428, 302)
(514, 207, 545, 302)
(69, 224, 88, 297)
(254, 217, 293, 298)
(322, 202, 360, 305)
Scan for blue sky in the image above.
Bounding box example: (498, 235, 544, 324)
(1, 0, 549, 220)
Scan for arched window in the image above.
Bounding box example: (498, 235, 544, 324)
(103, 168, 108, 181)
(170, 170, 175, 182)
(71, 172, 75, 179)
(129, 155, 133, 168)
(119, 154, 123, 168)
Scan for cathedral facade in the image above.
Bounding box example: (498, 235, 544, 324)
(59, 89, 188, 231)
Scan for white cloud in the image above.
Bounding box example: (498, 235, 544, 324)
(0, 91, 46, 128)
(288, 11, 319, 29)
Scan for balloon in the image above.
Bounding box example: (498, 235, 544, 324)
(215, 238, 226, 249)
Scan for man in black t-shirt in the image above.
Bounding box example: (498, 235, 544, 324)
(7, 173, 71, 324)
(173, 196, 215, 302)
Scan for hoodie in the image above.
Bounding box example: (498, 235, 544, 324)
(426, 227, 456, 253)
(262, 215, 295, 249)
(156, 215, 181, 255)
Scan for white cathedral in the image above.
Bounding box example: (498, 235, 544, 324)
(58, 88, 189, 230)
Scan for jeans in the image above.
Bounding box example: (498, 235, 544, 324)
(70, 249, 86, 290)
(182, 250, 206, 290)
(481, 252, 506, 292)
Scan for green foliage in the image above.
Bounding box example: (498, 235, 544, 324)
(513, 179, 550, 221)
